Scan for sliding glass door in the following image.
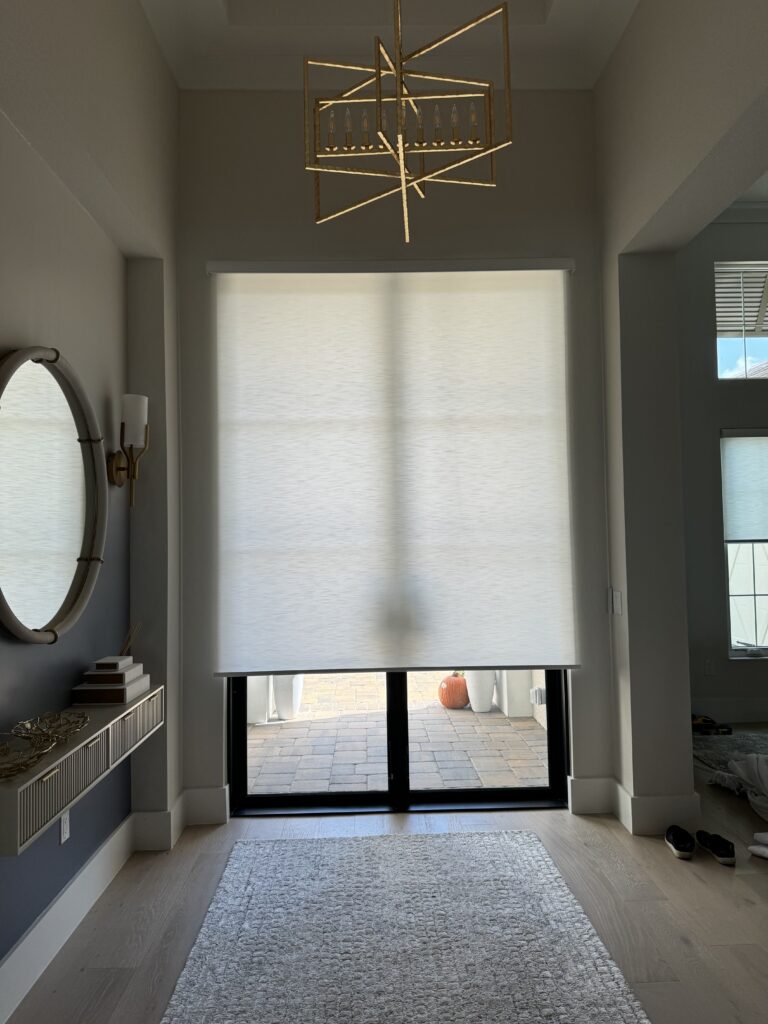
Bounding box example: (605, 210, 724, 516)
(228, 669, 567, 811)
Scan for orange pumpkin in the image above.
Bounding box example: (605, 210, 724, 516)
(438, 671, 469, 709)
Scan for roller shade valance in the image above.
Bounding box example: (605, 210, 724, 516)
(215, 269, 577, 674)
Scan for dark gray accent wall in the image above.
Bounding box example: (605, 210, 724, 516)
(0, 111, 130, 961)
(0, 763, 130, 958)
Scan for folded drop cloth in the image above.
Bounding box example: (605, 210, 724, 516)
(725, 753, 768, 822)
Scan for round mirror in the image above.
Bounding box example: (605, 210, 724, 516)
(0, 348, 108, 643)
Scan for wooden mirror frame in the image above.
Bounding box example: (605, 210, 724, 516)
(0, 346, 108, 643)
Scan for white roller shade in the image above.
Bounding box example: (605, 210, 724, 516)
(721, 433, 768, 541)
(216, 270, 576, 674)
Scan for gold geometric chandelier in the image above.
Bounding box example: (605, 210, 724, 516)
(304, 1, 513, 243)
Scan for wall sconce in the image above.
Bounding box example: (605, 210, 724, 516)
(107, 394, 149, 508)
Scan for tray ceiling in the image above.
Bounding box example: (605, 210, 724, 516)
(140, 0, 639, 90)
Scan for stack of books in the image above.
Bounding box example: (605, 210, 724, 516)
(72, 656, 150, 705)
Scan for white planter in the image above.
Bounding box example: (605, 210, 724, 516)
(498, 669, 534, 717)
(465, 670, 496, 713)
(273, 673, 305, 721)
(246, 675, 271, 725)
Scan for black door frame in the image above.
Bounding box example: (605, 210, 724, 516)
(228, 669, 569, 815)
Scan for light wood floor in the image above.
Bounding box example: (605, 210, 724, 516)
(10, 780, 768, 1024)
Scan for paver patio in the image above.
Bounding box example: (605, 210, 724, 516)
(247, 672, 548, 795)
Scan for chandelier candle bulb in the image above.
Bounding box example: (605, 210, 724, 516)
(451, 103, 461, 145)
(343, 106, 355, 150)
(416, 105, 425, 146)
(469, 102, 480, 144)
(433, 104, 444, 145)
(326, 109, 337, 151)
(361, 109, 373, 149)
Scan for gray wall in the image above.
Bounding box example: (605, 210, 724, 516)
(177, 88, 613, 797)
(616, 253, 694, 800)
(0, 0, 179, 958)
(595, 0, 768, 828)
(0, 0, 183, 820)
(678, 218, 768, 723)
(0, 110, 130, 960)
(597, 0, 768, 256)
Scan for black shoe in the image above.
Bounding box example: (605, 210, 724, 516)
(665, 825, 695, 859)
(696, 830, 735, 865)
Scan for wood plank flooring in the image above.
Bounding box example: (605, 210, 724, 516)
(10, 781, 768, 1024)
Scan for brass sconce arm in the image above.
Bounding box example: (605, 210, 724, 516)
(107, 422, 150, 508)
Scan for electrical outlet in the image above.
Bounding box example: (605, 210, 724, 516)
(610, 588, 623, 616)
(60, 809, 70, 844)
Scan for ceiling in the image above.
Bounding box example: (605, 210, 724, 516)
(140, 0, 639, 91)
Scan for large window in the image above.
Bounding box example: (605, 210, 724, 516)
(716, 262, 768, 379)
(721, 432, 768, 650)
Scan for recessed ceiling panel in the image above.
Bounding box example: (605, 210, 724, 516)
(140, 0, 639, 90)
(225, 0, 554, 28)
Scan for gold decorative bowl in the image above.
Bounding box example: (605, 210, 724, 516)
(0, 732, 56, 780)
(13, 710, 90, 745)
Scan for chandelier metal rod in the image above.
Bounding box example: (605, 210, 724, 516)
(316, 139, 511, 225)
(403, 5, 505, 63)
(317, 93, 487, 105)
(315, 144, 489, 160)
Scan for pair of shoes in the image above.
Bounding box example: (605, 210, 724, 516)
(665, 826, 735, 865)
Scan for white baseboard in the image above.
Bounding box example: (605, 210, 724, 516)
(184, 784, 230, 826)
(567, 775, 616, 814)
(569, 775, 701, 835)
(0, 783, 230, 1021)
(133, 785, 229, 850)
(0, 814, 135, 1024)
(613, 781, 701, 835)
(88, 783, 231, 856)
(133, 790, 186, 851)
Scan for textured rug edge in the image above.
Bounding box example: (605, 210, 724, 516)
(162, 829, 651, 1024)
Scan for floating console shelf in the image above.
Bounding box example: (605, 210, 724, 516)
(0, 685, 164, 855)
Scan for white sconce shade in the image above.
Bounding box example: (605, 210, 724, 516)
(121, 394, 148, 448)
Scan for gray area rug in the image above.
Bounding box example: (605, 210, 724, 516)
(693, 732, 768, 773)
(162, 831, 649, 1024)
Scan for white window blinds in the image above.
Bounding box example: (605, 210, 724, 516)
(715, 263, 768, 337)
(721, 433, 768, 541)
(216, 270, 576, 674)
(715, 263, 768, 379)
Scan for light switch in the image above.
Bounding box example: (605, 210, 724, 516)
(60, 809, 70, 844)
